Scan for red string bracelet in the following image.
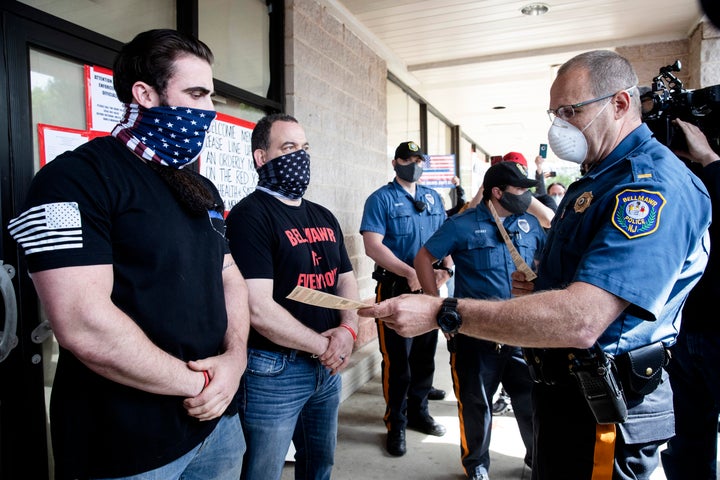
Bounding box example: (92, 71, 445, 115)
(202, 370, 210, 389)
(340, 323, 357, 342)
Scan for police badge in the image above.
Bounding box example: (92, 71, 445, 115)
(612, 189, 665, 239)
(574, 192, 593, 213)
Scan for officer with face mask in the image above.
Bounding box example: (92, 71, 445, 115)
(358, 50, 711, 479)
(414, 160, 545, 480)
(360, 141, 450, 457)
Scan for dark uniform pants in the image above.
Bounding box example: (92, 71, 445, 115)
(451, 335, 534, 475)
(375, 279, 438, 431)
(661, 328, 720, 480)
(532, 375, 672, 480)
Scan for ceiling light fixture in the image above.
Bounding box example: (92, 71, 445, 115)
(521, 3, 550, 16)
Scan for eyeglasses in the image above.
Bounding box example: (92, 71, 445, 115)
(547, 86, 636, 122)
(546, 92, 617, 122)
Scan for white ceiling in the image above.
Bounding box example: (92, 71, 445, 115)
(331, 0, 705, 165)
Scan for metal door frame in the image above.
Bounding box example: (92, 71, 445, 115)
(0, 5, 120, 478)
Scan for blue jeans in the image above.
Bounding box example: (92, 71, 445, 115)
(662, 328, 720, 480)
(238, 348, 342, 480)
(94, 413, 245, 480)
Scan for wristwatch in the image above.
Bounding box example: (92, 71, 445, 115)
(437, 297, 462, 335)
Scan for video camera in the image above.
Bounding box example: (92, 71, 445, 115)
(641, 60, 720, 154)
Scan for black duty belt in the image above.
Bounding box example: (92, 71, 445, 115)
(524, 343, 670, 396)
(372, 267, 403, 283)
(372, 266, 423, 295)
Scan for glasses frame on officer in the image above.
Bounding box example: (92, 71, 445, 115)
(547, 87, 636, 122)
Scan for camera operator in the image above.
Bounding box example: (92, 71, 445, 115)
(661, 118, 720, 480)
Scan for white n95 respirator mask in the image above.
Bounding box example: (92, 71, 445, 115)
(547, 99, 611, 164)
(547, 117, 588, 164)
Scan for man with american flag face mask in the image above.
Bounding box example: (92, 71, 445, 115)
(8, 29, 250, 480)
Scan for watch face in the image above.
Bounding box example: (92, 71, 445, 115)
(437, 299, 461, 334)
(438, 313, 459, 333)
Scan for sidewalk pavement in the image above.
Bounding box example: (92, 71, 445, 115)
(283, 337, 673, 479)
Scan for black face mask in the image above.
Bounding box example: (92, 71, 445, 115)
(395, 162, 423, 183)
(498, 190, 532, 215)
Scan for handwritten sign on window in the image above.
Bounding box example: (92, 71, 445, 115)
(198, 113, 257, 214)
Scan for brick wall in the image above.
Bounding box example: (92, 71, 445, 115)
(697, 21, 720, 88)
(285, 0, 388, 348)
(617, 40, 691, 88)
(617, 20, 720, 90)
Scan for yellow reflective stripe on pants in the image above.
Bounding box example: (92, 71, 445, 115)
(592, 423, 616, 480)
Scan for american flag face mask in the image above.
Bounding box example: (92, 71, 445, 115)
(112, 103, 216, 169)
(256, 149, 311, 200)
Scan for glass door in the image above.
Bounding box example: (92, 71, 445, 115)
(0, 11, 118, 479)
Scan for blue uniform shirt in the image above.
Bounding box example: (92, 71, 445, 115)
(536, 123, 711, 355)
(360, 180, 446, 265)
(423, 203, 546, 300)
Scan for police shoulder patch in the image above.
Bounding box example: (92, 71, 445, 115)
(611, 189, 665, 239)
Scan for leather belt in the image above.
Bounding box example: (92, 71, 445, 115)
(251, 346, 317, 359)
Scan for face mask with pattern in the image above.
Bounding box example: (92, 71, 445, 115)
(256, 149, 311, 199)
(112, 103, 216, 168)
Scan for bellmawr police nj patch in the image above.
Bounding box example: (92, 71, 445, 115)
(612, 189, 665, 239)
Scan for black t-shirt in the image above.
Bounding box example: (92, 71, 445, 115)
(9, 136, 231, 478)
(681, 160, 720, 331)
(226, 189, 353, 351)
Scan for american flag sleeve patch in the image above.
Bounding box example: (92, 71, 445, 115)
(8, 202, 83, 255)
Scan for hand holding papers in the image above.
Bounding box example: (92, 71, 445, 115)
(286, 286, 373, 310)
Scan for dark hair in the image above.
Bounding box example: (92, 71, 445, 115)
(251, 113, 299, 152)
(547, 182, 566, 193)
(113, 29, 214, 104)
(482, 184, 505, 202)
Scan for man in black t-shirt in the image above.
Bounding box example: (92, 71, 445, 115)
(226, 113, 360, 480)
(8, 30, 250, 480)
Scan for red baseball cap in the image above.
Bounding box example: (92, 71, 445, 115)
(502, 151, 528, 167)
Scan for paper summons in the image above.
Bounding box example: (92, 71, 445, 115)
(286, 286, 373, 310)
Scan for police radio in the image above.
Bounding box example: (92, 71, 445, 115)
(568, 343, 628, 424)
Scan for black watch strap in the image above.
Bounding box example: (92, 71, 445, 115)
(442, 297, 458, 309)
(437, 297, 462, 335)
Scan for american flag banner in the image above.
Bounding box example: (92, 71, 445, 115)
(8, 202, 83, 255)
(418, 154, 456, 188)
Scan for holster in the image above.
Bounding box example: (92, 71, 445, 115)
(373, 267, 413, 298)
(523, 347, 570, 385)
(613, 342, 669, 396)
(569, 344, 628, 424)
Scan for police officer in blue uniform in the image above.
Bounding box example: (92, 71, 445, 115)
(415, 161, 544, 480)
(359, 51, 711, 480)
(360, 141, 450, 457)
